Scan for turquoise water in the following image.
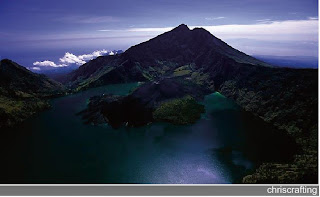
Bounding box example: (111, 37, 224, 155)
(0, 84, 259, 183)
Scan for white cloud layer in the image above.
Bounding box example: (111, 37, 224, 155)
(78, 49, 111, 61)
(33, 60, 67, 67)
(31, 67, 41, 70)
(59, 52, 86, 65)
(196, 19, 318, 41)
(255, 19, 272, 23)
(126, 27, 174, 32)
(205, 17, 226, 20)
(57, 16, 119, 24)
(308, 17, 318, 20)
(99, 18, 317, 42)
(31, 49, 119, 70)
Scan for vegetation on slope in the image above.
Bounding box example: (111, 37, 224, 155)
(219, 67, 318, 183)
(153, 96, 205, 125)
(0, 59, 65, 128)
(0, 96, 50, 127)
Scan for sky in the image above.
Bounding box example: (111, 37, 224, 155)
(0, 0, 318, 70)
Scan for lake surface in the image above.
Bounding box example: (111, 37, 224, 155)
(0, 83, 283, 184)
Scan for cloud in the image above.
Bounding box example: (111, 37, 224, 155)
(59, 52, 86, 65)
(107, 18, 317, 42)
(127, 27, 174, 32)
(78, 49, 110, 61)
(97, 29, 115, 32)
(205, 17, 226, 20)
(33, 60, 67, 67)
(256, 19, 272, 23)
(197, 19, 318, 41)
(32, 49, 120, 69)
(57, 16, 119, 24)
(308, 16, 318, 20)
(77, 16, 118, 23)
(30, 67, 41, 71)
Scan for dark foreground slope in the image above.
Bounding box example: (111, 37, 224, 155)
(0, 59, 65, 128)
(70, 24, 317, 183)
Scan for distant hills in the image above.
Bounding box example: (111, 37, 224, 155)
(254, 55, 318, 69)
(0, 59, 65, 128)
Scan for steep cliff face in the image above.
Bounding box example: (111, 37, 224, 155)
(0, 59, 65, 128)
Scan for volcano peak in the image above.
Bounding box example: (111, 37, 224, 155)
(172, 24, 190, 32)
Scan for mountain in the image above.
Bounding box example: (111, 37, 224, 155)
(66, 24, 269, 91)
(69, 24, 317, 183)
(0, 59, 65, 128)
(124, 24, 268, 66)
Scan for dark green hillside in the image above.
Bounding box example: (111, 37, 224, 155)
(153, 96, 205, 125)
(0, 59, 65, 128)
(218, 67, 318, 183)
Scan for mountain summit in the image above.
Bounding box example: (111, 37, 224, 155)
(171, 23, 190, 32)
